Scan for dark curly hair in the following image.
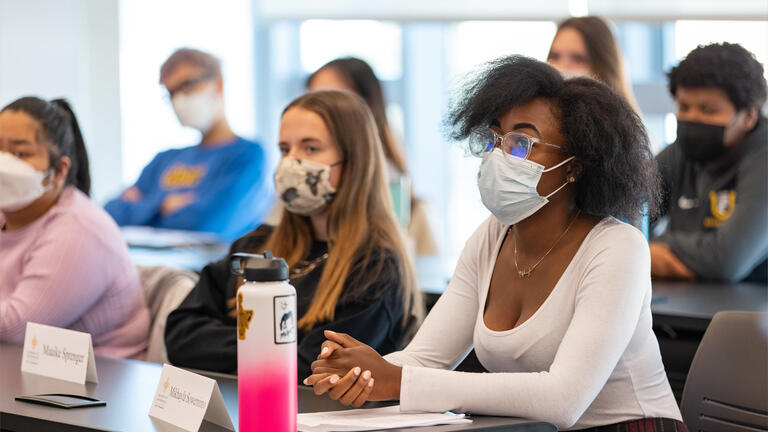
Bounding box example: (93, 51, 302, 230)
(668, 42, 767, 111)
(446, 55, 660, 221)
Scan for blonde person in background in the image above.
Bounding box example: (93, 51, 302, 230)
(165, 90, 424, 382)
(548, 16, 640, 112)
(307, 57, 439, 257)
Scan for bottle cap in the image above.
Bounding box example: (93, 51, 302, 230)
(230, 251, 289, 282)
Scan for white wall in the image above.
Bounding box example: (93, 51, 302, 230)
(0, 0, 123, 204)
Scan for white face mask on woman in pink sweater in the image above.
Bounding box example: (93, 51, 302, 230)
(0, 152, 52, 212)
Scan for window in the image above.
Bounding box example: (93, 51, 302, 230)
(675, 20, 768, 79)
(449, 21, 557, 78)
(442, 21, 558, 270)
(299, 20, 403, 80)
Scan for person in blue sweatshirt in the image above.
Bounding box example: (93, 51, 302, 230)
(105, 48, 274, 242)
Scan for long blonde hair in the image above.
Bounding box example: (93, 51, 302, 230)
(263, 90, 422, 332)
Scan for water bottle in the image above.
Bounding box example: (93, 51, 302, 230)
(232, 252, 297, 431)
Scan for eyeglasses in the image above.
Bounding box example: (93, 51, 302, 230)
(165, 74, 216, 100)
(468, 126, 562, 160)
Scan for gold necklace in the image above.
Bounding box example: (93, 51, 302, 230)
(513, 210, 581, 278)
(290, 252, 329, 278)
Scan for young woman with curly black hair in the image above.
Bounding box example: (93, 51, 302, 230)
(303, 56, 684, 431)
(651, 42, 767, 283)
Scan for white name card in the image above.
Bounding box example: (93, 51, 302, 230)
(20, 322, 98, 384)
(149, 364, 234, 432)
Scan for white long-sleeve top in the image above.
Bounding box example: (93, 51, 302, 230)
(384, 217, 681, 430)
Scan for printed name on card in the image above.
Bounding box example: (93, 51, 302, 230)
(149, 364, 234, 432)
(21, 322, 98, 384)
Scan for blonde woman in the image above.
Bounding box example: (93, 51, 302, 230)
(165, 90, 422, 381)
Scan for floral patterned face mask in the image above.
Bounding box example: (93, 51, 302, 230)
(274, 157, 342, 216)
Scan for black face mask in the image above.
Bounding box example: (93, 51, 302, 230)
(676, 120, 728, 162)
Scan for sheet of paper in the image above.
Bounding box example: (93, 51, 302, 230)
(21, 322, 98, 384)
(121, 226, 222, 249)
(298, 405, 471, 432)
(148, 364, 234, 432)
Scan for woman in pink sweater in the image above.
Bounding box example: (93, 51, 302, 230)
(0, 97, 149, 359)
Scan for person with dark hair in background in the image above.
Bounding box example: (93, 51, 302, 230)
(548, 16, 639, 111)
(105, 47, 274, 242)
(0, 97, 150, 359)
(307, 57, 439, 257)
(305, 56, 684, 430)
(651, 42, 767, 283)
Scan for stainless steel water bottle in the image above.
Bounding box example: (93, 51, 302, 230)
(232, 252, 297, 431)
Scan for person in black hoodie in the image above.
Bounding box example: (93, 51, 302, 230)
(165, 90, 423, 381)
(651, 42, 767, 283)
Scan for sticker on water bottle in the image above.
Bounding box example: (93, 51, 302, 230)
(273, 294, 296, 344)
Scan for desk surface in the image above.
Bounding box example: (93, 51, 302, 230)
(0, 344, 554, 432)
(122, 227, 229, 271)
(651, 281, 767, 318)
(651, 281, 767, 327)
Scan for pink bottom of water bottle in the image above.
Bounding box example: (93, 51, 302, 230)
(239, 364, 298, 432)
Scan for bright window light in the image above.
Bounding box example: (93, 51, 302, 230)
(299, 20, 403, 81)
(674, 20, 768, 79)
(665, 112, 678, 146)
(449, 21, 557, 79)
(443, 21, 556, 266)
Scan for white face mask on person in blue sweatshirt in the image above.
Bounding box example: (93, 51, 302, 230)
(171, 83, 224, 133)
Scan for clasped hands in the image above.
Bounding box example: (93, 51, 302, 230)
(303, 330, 402, 407)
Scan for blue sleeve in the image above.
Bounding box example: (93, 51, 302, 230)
(104, 153, 168, 226)
(160, 142, 275, 241)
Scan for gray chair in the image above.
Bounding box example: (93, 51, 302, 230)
(138, 266, 198, 364)
(681, 311, 768, 431)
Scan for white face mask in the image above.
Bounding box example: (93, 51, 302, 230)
(275, 157, 341, 216)
(0, 152, 53, 212)
(557, 68, 594, 80)
(477, 149, 575, 225)
(171, 84, 223, 133)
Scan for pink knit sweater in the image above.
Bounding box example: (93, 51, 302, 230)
(1, 187, 149, 358)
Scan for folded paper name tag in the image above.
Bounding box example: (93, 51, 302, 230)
(20, 322, 98, 384)
(149, 364, 234, 432)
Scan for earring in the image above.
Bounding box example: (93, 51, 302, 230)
(568, 176, 576, 183)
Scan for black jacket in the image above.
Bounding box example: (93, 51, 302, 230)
(165, 225, 407, 381)
(653, 117, 767, 282)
